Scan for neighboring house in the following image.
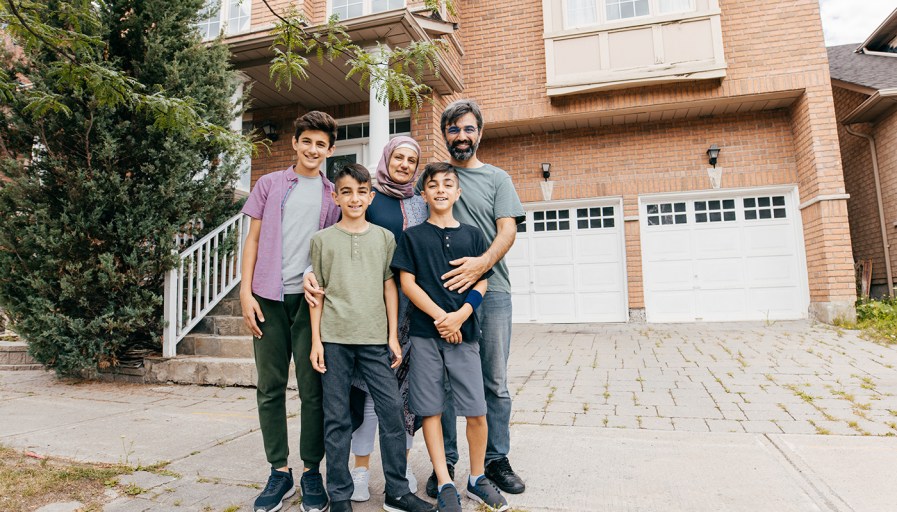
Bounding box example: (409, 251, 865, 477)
(829, 8, 897, 298)
(208, 0, 856, 324)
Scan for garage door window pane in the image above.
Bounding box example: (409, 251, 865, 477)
(646, 202, 686, 226)
(577, 205, 615, 229)
(744, 195, 787, 221)
(534, 209, 571, 232)
(517, 221, 526, 233)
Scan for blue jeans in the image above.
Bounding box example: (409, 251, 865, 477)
(442, 291, 513, 465)
(321, 343, 409, 501)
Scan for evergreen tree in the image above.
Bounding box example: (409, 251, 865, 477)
(0, 0, 245, 376)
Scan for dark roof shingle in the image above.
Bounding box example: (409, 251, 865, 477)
(827, 43, 897, 91)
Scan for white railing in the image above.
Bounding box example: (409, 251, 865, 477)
(162, 213, 250, 357)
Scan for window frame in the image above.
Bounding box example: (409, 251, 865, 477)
(328, 0, 406, 21)
(562, 0, 694, 30)
(198, 0, 252, 40)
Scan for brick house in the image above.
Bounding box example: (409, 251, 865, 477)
(829, 8, 897, 298)
(211, 0, 856, 324)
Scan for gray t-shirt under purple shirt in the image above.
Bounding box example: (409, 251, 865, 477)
(281, 173, 322, 294)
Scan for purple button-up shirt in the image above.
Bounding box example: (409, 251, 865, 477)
(242, 167, 340, 301)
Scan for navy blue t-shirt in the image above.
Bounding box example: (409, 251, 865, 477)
(391, 222, 494, 342)
(366, 193, 405, 244)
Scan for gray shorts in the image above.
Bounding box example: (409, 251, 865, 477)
(408, 336, 487, 417)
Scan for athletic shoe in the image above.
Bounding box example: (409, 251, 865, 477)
(330, 499, 352, 512)
(484, 457, 525, 494)
(383, 492, 436, 512)
(350, 467, 370, 502)
(466, 476, 509, 511)
(435, 484, 462, 512)
(406, 466, 418, 493)
(425, 464, 454, 498)
(299, 468, 329, 512)
(254, 468, 295, 512)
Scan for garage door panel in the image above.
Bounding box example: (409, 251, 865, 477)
(576, 262, 624, 292)
(533, 264, 575, 293)
(575, 233, 622, 263)
(576, 293, 627, 321)
(745, 255, 798, 286)
(692, 229, 742, 256)
(506, 238, 530, 265)
(532, 236, 573, 263)
(534, 293, 577, 322)
(747, 287, 804, 319)
(695, 258, 744, 289)
(643, 231, 691, 261)
(511, 293, 533, 323)
(648, 261, 694, 290)
(695, 289, 746, 319)
(743, 224, 795, 256)
(647, 290, 695, 322)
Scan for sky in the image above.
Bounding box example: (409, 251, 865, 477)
(818, 0, 896, 46)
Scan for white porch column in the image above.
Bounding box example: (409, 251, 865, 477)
(367, 45, 390, 169)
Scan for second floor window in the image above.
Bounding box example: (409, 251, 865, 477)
(331, 0, 404, 21)
(565, 0, 692, 28)
(198, 0, 251, 40)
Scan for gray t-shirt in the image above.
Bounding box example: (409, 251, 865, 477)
(282, 173, 322, 294)
(310, 224, 396, 345)
(417, 163, 524, 293)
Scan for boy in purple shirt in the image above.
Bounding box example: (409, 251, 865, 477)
(240, 111, 341, 512)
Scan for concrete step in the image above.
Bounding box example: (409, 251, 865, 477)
(144, 356, 296, 388)
(0, 341, 43, 370)
(209, 297, 242, 317)
(178, 334, 254, 358)
(192, 315, 252, 336)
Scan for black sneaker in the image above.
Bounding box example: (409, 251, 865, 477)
(254, 468, 295, 512)
(299, 468, 330, 512)
(383, 492, 436, 512)
(484, 457, 525, 494)
(425, 464, 454, 498)
(466, 475, 509, 511)
(330, 499, 353, 512)
(435, 484, 462, 512)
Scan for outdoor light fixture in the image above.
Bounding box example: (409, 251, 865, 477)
(541, 162, 551, 181)
(706, 144, 721, 168)
(259, 120, 279, 142)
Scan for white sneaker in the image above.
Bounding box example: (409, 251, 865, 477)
(350, 467, 370, 502)
(406, 466, 417, 494)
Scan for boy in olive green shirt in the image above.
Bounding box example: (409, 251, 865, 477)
(309, 164, 434, 512)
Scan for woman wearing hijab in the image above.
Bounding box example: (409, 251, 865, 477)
(349, 136, 429, 502)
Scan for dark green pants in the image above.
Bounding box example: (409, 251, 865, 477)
(254, 293, 323, 470)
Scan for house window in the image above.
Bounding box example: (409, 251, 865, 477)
(533, 210, 571, 232)
(605, 0, 648, 21)
(694, 199, 736, 223)
(334, 116, 411, 141)
(576, 206, 615, 229)
(563, 0, 693, 29)
(331, 0, 404, 21)
(646, 202, 687, 226)
(744, 196, 787, 221)
(197, 0, 251, 40)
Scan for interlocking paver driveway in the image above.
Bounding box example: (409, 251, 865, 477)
(508, 320, 897, 437)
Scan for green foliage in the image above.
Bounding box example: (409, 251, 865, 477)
(853, 297, 897, 344)
(0, 0, 247, 376)
(268, 3, 450, 112)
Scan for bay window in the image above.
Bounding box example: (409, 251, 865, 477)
(331, 0, 405, 21)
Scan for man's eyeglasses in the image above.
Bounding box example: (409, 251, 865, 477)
(446, 125, 478, 135)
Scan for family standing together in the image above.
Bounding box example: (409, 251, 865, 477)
(240, 99, 525, 512)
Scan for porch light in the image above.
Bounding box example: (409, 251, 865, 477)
(259, 120, 279, 142)
(541, 162, 551, 181)
(706, 144, 721, 168)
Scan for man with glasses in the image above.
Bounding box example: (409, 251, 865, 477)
(418, 99, 526, 498)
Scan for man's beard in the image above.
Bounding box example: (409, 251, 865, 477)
(447, 139, 479, 162)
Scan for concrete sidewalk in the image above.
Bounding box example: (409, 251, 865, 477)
(3, 320, 897, 511)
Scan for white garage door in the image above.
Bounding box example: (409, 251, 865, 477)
(507, 199, 628, 323)
(639, 188, 809, 323)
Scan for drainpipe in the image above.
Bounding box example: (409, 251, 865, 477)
(845, 126, 893, 296)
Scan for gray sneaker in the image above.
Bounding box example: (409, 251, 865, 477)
(466, 476, 509, 511)
(435, 484, 462, 512)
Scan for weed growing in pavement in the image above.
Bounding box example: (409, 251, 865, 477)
(844, 298, 897, 345)
(122, 483, 146, 496)
(583, 403, 590, 412)
(808, 420, 830, 435)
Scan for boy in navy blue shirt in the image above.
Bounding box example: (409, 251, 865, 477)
(391, 163, 509, 512)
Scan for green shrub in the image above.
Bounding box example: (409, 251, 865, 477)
(855, 297, 897, 344)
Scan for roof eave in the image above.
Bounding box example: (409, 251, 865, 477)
(843, 88, 897, 124)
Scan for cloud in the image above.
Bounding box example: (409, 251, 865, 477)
(819, 0, 896, 46)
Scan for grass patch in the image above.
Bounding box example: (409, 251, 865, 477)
(0, 445, 132, 512)
(842, 298, 897, 344)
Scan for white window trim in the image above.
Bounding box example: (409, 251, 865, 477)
(199, 0, 252, 40)
(327, 0, 407, 21)
(562, 0, 695, 31)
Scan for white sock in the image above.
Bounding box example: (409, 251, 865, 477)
(439, 482, 456, 493)
(469, 474, 484, 487)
